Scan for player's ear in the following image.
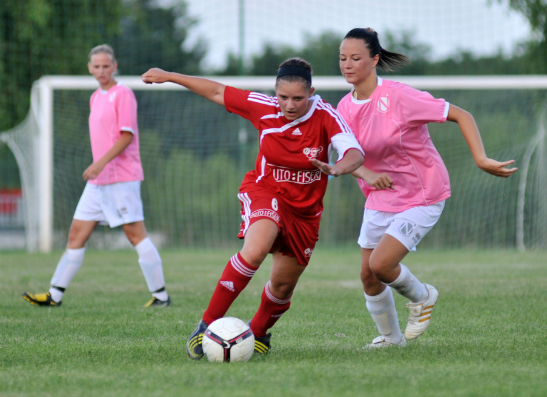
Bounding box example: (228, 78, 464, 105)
(309, 87, 315, 96)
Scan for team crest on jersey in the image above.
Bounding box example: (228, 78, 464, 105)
(377, 95, 389, 113)
(109, 92, 117, 102)
(303, 146, 323, 159)
(304, 248, 314, 258)
(292, 128, 302, 135)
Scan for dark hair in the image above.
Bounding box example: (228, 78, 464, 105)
(344, 28, 409, 72)
(276, 57, 313, 90)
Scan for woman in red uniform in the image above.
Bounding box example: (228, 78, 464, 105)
(142, 58, 364, 358)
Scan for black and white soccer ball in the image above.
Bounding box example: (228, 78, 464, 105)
(202, 317, 255, 362)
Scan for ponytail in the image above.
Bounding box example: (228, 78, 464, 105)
(344, 28, 409, 72)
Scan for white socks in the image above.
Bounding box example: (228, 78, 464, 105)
(365, 287, 403, 343)
(49, 247, 86, 302)
(135, 237, 167, 299)
(387, 264, 428, 303)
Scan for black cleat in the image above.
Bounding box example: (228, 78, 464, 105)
(186, 319, 208, 360)
(22, 292, 62, 307)
(144, 296, 172, 307)
(254, 333, 272, 354)
(247, 319, 271, 354)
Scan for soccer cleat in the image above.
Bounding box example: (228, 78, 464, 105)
(247, 319, 272, 354)
(363, 335, 406, 349)
(404, 284, 439, 340)
(186, 319, 208, 360)
(22, 292, 62, 307)
(143, 296, 172, 308)
(254, 333, 272, 354)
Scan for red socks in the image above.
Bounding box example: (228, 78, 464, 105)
(202, 253, 258, 325)
(250, 281, 292, 338)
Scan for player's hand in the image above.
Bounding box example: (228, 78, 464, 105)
(82, 162, 104, 181)
(477, 158, 518, 178)
(310, 158, 342, 177)
(142, 68, 170, 84)
(364, 171, 394, 190)
(354, 167, 394, 190)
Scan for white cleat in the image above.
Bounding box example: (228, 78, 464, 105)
(363, 335, 406, 349)
(404, 284, 439, 340)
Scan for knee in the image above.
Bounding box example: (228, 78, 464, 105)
(368, 254, 391, 282)
(240, 246, 269, 268)
(268, 279, 294, 300)
(360, 268, 378, 287)
(67, 225, 85, 248)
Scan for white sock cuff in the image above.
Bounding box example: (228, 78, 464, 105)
(386, 263, 409, 287)
(364, 286, 393, 302)
(135, 237, 155, 256)
(265, 281, 291, 305)
(66, 247, 86, 260)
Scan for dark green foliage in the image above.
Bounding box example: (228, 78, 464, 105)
(0, 0, 204, 132)
(0, 0, 122, 131)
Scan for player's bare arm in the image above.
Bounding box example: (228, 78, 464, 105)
(351, 165, 394, 190)
(309, 148, 363, 177)
(82, 131, 133, 181)
(447, 104, 518, 178)
(142, 68, 226, 106)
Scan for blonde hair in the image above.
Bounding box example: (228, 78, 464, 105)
(88, 44, 116, 63)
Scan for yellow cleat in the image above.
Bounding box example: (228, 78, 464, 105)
(22, 292, 62, 307)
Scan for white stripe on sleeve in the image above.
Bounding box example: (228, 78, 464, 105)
(443, 102, 450, 118)
(331, 133, 364, 162)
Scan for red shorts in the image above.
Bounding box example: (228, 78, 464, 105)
(237, 189, 320, 266)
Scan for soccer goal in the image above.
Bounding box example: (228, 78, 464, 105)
(1, 75, 546, 252)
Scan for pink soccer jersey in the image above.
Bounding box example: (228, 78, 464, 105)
(224, 86, 363, 217)
(88, 83, 143, 185)
(337, 77, 451, 212)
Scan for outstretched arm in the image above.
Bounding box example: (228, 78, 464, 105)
(447, 104, 517, 178)
(142, 68, 225, 106)
(309, 148, 364, 177)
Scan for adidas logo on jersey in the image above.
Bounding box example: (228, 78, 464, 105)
(220, 281, 235, 292)
(292, 128, 302, 135)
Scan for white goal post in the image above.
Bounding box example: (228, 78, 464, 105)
(8, 74, 547, 252)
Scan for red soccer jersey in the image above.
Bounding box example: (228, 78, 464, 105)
(224, 86, 362, 217)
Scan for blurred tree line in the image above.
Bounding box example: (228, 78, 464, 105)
(1, 0, 547, 189)
(0, 0, 204, 188)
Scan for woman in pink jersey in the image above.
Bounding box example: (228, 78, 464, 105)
(22, 45, 170, 308)
(335, 28, 517, 347)
(143, 57, 364, 358)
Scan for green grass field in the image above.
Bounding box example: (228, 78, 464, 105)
(1, 248, 546, 397)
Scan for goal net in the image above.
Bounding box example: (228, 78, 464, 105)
(1, 75, 546, 252)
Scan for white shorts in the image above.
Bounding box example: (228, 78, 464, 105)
(357, 201, 445, 251)
(73, 181, 144, 228)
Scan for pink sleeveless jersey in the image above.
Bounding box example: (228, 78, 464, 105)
(337, 77, 451, 212)
(88, 83, 143, 185)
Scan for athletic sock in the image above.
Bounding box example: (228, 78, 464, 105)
(250, 281, 292, 338)
(135, 237, 166, 293)
(49, 286, 65, 303)
(365, 287, 403, 343)
(49, 247, 86, 301)
(152, 287, 169, 302)
(387, 263, 428, 303)
(202, 253, 258, 325)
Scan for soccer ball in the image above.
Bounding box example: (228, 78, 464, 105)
(202, 317, 255, 363)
